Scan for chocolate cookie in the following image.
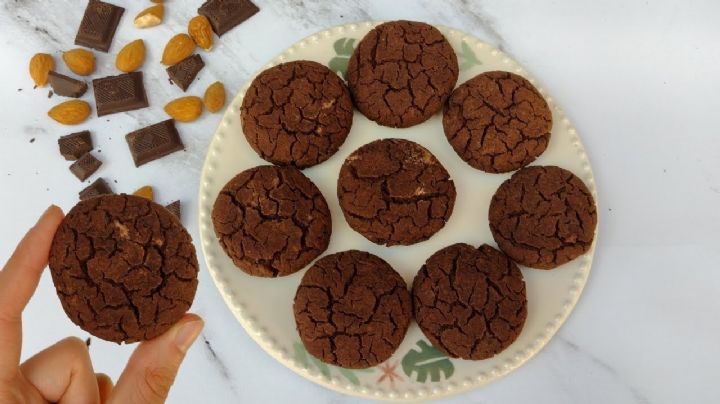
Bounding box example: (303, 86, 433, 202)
(443, 71, 552, 173)
(489, 166, 597, 269)
(48, 195, 199, 344)
(212, 165, 331, 277)
(337, 139, 456, 246)
(241, 60, 353, 168)
(412, 243, 527, 360)
(294, 250, 412, 368)
(346, 20, 459, 128)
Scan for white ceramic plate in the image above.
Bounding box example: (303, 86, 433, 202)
(198, 21, 598, 402)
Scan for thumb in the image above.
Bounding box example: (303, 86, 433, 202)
(108, 314, 204, 404)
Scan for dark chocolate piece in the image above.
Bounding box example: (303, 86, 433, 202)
(58, 131, 93, 161)
(92, 72, 149, 116)
(48, 71, 88, 98)
(125, 120, 184, 167)
(79, 178, 113, 200)
(70, 152, 102, 181)
(165, 200, 181, 220)
(74, 0, 125, 52)
(166, 54, 204, 92)
(198, 0, 259, 36)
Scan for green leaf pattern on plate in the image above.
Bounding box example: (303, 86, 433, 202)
(401, 340, 455, 383)
(328, 38, 356, 79)
(293, 342, 369, 385)
(458, 40, 482, 71)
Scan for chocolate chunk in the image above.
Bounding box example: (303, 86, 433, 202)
(125, 120, 184, 167)
(59, 131, 93, 160)
(74, 0, 125, 52)
(79, 178, 113, 200)
(48, 71, 88, 98)
(165, 200, 181, 220)
(198, 0, 259, 36)
(166, 55, 204, 92)
(92, 72, 149, 116)
(69, 152, 102, 181)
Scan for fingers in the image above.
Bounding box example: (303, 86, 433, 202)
(0, 205, 64, 378)
(19, 337, 100, 404)
(109, 314, 203, 404)
(96, 373, 113, 404)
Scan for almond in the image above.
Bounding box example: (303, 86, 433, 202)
(48, 100, 91, 125)
(164, 96, 202, 122)
(134, 4, 164, 28)
(188, 15, 214, 51)
(151, 0, 163, 3)
(161, 34, 195, 66)
(133, 185, 154, 201)
(116, 39, 146, 72)
(29, 53, 54, 87)
(62, 48, 95, 76)
(204, 81, 226, 113)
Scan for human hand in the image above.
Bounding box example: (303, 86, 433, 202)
(0, 205, 204, 404)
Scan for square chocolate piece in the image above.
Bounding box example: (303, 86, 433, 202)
(199, 0, 259, 36)
(126, 120, 184, 167)
(167, 54, 205, 92)
(79, 178, 113, 200)
(93, 72, 149, 116)
(69, 152, 102, 181)
(48, 71, 88, 98)
(74, 0, 125, 52)
(58, 131, 93, 161)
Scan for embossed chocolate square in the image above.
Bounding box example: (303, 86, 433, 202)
(92, 72, 149, 117)
(125, 120, 184, 167)
(74, 0, 125, 52)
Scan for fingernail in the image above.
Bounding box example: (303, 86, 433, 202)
(38, 205, 58, 221)
(174, 319, 204, 353)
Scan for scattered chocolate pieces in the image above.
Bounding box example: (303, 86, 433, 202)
(125, 120, 184, 167)
(58, 131, 93, 160)
(92, 71, 149, 116)
(199, 0, 259, 36)
(69, 152, 102, 181)
(79, 177, 113, 200)
(165, 200, 181, 220)
(75, 0, 125, 52)
(48, 71, 88, 98)
(167, 54, 204, 92)
(133, 185, 154, 200)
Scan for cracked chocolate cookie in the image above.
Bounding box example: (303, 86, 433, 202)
(337, 139, 456, 246)
(294, 250, 412, 368)
(48, 195, 199, 344)
(212, 165, 331, 277)
(443, 71, 552, 173)
(240, 60, 354, 168)
(489, 166, 597, 269)
(412, 243, 527, 360)
(346, 20, 459, 128)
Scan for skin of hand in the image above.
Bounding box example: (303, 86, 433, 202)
(0, 205, 204, 404)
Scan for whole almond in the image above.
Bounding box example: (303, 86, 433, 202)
(116, 39, 146, 72)
(188, 15, 214, 51)
(134, 4, 164, 28)
(164, 96, 202, 122)
(62, 49, 95, 76)
(29, 53, 55, 87)
(161, 34, 195, 66)
(133, 185, 154, 200)
(48, 100, 91, 125)
(204, 81, 226, 113)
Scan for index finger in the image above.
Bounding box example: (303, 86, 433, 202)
(0, 205, 64, 375)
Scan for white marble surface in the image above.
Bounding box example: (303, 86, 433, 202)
(0, 0, 719, 403)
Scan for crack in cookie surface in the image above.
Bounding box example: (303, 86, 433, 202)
(489, 165, 597, 269)
(337, 139, 456, 246)
(347, 20, 459, 128)
(241, 60, 353, 168)
(48, 195, 199, 343)
(212, 165, 331, 277)
(443, 71, 552, 173)
(293, 250, 412, 368)
(412, 243, 527, 360)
